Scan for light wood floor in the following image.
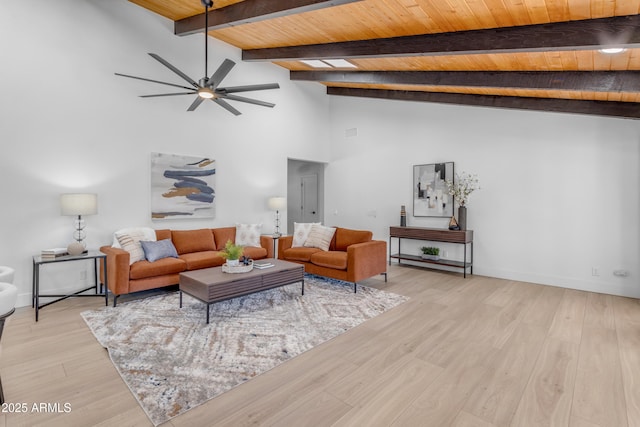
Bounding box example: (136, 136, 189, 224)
(1, 265, 639, 427)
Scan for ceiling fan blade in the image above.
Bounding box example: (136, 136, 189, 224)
(115, 73, 195, 91)
(139, 92, 197, 98)
(187, 96, 205, 111)
(148, 53, 199, 88)
(213, 98, 242, 116)
(220, 94, 275, 108)
(208, 59, 236, 89)
(220, 83, 280, 93)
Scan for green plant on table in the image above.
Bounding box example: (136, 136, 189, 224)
(220, 240, 244, 260)
(420, 246, 440, 256)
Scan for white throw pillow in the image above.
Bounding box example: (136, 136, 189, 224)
(112, 227, 156, 248)
(236, 223, 262, 247)
(114, 229, 149, 265)
(303, 224, 336, 251)
(292, 222, 320, 247)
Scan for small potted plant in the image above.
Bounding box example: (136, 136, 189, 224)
(220, 240, 244, 266)
(420, 246, 440, 261)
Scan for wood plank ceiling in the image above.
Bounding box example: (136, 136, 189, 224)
(129, 0, 640, 118)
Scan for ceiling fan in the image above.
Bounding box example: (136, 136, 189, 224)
(115, 0, 279, 115)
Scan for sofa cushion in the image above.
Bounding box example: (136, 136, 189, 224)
(115, 229, 149, 265)
(310, 251, 348, 270)
(171, 229, 216, 255)
(140, 239, 179, 262)
(304, 224, 336, 251)
(335, 228, 373, 251)
(292, 222, 321, 247)
(179, 251, 224, 270)
(242, 246, 268, 260)
(213, 227, 236, 250)
(236, 223, 262, 247)
(282, 246, 322, 262)
(129, 257, 187, 280)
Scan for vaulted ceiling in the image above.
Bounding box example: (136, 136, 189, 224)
(129, 0, 640, 119)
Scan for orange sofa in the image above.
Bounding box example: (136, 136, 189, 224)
(100, 227, 273, 306)
(277, 227, 387, 292)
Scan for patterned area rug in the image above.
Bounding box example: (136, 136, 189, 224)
(81, 275, 408, 426)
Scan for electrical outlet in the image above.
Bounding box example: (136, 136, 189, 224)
(613, 269, 629, 277)
(591, 267, 599, 277)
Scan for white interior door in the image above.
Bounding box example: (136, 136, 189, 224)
(301, 174, 319, 223)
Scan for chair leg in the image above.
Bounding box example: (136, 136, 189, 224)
(0, 317, 6, 404)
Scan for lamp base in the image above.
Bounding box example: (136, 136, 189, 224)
(67, 242, 86, 256)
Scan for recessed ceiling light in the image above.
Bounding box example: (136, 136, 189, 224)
(323, 59, 357, 68)
(301, 60, 332, 68)
(599, 47, 627, 54)
(300, 59, 357, 69)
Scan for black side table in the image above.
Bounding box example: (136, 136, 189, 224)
(32, 250, 108, 321)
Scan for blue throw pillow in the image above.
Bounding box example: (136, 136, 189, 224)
(140, 239, 179, 262)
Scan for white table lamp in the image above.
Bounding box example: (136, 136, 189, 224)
(267, 197, 286, 237)
(60, 193, 98, 255)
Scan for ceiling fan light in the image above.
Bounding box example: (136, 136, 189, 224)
(198, 88, 215, 99)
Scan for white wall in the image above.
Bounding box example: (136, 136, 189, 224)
(327, 96, 640, 298)
(0, 0, 330, 307)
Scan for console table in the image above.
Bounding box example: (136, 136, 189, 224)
(389, 226, 473, 277)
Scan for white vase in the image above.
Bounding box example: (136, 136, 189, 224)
(226, 259, 239, 267)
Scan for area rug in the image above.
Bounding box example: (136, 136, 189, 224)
(81, 275, 408, 426)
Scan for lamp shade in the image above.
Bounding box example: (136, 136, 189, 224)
(267, 197, 286, 211)
(60, 193, 98, 216)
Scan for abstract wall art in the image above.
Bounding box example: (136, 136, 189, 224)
(150, 152, 216, 220)
(413, 162, 454, 217)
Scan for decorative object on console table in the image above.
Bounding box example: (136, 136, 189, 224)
(400, 205, 407, 226)
(458, 206, 467, 231)
(445, 171, 480, 231)
(60, 193, 98, 255)
(448, 216, 460, 230)
(420, 246, 440, 260)
(413, 162, 454, 218)
(268, 196, 286, 237)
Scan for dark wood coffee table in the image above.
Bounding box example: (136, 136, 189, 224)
(179, 258, 305, 323)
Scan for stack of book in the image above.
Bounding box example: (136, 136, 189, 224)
(41, 248, 68, 259)
(253, 261, 274, 269)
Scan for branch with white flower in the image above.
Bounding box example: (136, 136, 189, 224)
(445, 172, 480, 207)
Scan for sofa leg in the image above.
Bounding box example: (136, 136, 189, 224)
(354, 282, 357, 293)
(113, 295, 119, 307)
(382, 272, 388, 282)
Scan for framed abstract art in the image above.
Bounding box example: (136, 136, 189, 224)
(413, 162, 454, 217)
(150, 152, 216, 220)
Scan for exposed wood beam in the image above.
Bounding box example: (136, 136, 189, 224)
(327, 87, 640, 119)
(175, 0, 363, 36)
(244, 14, 640, 61)
(291, 71, 640, 92)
